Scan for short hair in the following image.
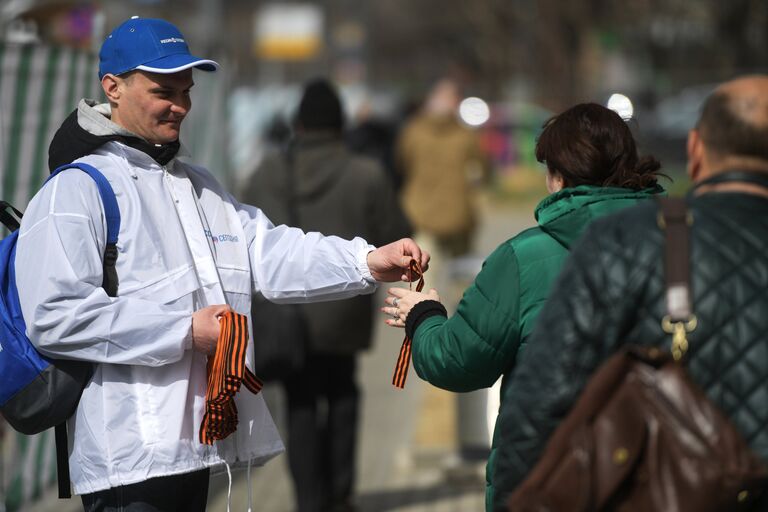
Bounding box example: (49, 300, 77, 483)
(535, 103, 661, 190)
(697, 91, 768, 161)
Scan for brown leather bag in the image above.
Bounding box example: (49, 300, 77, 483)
(508, 198, 768, 512)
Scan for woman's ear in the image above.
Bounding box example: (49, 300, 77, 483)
(546, 170, 565, 193)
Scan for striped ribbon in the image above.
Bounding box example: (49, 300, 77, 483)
(392, 260, 424, 389)
(199, 312, 263, 445)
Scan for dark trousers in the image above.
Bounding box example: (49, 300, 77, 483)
(283, 353, 359, 512)
(81, 468, 210, 512)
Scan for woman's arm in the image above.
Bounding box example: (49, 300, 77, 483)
(387, 243, 523, 392)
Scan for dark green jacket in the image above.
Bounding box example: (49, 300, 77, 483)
(492, 186, 768, 511)
(410, 185, 664, 511)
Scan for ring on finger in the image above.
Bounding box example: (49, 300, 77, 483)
(392, 308, 400, 319)
(393, 297, 400, 308)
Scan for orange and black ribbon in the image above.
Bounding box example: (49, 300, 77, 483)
(392, 259, 424, 389)
(199, 311, 264, 445)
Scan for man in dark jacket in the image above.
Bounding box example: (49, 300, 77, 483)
(242, 78, 411, 512)
(491, 75, 768, 510)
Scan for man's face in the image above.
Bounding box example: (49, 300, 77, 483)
(109, 69, 194, 145)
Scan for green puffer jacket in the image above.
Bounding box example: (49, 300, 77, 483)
(410, 184, 664, 511)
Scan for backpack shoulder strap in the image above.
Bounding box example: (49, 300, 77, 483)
(45, 163, 120, 498)
(48, 163, 120, 297)
(0, 201, 23, 231)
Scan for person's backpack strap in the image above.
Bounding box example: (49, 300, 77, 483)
(0, 201, 23, 231)
(46, 163, 120, 499)
(48, 163, 120, 297)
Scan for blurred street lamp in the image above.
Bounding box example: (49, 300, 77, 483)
(607, 93, 634, 120)
(459, 96, 490, 127)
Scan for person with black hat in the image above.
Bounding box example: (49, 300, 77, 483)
(14, 18, 427, 511)
(243, 78, 411, 512)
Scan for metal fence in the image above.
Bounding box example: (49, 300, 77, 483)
(0, 42, 100, 210)
(0, 41, 98, 512)
(0, 40, 231, 512)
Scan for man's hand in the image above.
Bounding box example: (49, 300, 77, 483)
(191, 304, 232, 355)
(367, 238, 430, 283)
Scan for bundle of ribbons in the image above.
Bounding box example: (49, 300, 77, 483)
(199, 311, 263, 445)
(392, 259, 424, 389)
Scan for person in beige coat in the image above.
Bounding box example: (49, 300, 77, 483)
(396, 79, 487, 294)
(242, 78, 411, 512)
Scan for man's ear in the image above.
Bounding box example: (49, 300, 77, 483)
(686, 129, 705, 181)
(101, 74, 121, 105)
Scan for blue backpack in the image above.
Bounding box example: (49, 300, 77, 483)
(0, 162, 120, 498)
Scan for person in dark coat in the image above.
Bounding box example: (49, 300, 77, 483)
(491, 75, 768, 511)
(242, 78, 411, 512)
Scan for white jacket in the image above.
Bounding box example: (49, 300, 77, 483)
(15, 141, 377, 494)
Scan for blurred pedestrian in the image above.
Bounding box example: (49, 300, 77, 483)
(396, 78, 488, 300)
(383, 103, 665, 511)
(242, 78, 411, 512)
(346, 98, 401, 191)
(491, 76, 768, 510)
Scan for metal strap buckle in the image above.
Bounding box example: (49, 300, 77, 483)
(661, 315, 698, 361)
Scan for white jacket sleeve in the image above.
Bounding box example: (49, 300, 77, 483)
(15, 173, 192, 365)
(235, 199, 378, 303)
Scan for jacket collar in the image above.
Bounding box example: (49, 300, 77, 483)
(48, 98, 183, 172)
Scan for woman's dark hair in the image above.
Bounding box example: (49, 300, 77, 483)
(535, 103, 661, 190)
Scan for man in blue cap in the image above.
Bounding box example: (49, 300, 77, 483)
(17, 17, 429, 511)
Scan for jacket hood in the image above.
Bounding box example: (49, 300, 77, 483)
(48, 99, 181, 171)
(290, 132, 350, 200)
(535, 184, 665, 248)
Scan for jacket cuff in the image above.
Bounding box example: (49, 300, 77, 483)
(358, 244, 377, 283)
(405, 300, 447, 339)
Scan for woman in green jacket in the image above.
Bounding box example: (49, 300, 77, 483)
(383, 102, 665, 511)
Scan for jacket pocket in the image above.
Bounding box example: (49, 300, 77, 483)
(217, 266, 251, 296)
(119, 264, 201, 305)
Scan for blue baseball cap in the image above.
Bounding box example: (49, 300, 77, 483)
(99, 17, 219, 79)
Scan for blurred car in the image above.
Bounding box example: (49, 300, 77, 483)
(642, 83, 717, 169)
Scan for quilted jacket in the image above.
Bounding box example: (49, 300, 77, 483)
(492, 182, 768, 511)
(409, 184, 664, 511)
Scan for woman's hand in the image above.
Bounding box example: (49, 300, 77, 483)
(382, 287, 441, 328)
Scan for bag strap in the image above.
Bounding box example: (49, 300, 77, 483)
(657, 197, 697, 361)
(0, 201, 23, 231)
(45, 163, 121, 498)
(48, 163, 120, 297)
(55, 423, 71, 498)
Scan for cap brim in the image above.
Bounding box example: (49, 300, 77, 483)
(134, 53, 219, 74)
